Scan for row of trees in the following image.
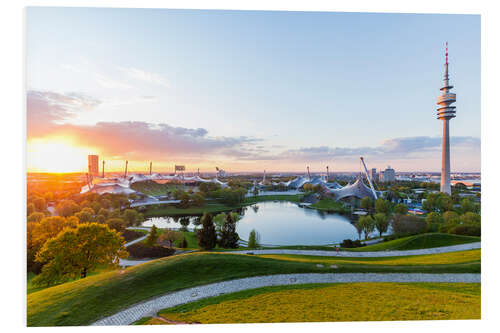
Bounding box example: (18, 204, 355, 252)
(197, 212, 240, 249)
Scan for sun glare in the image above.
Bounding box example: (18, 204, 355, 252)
(27, 138, 94, 173)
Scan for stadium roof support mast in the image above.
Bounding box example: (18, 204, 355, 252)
(360, 157, 378, 200)
(437, 42, 456, 195)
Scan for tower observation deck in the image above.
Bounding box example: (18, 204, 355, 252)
(437, 42, 456, 195)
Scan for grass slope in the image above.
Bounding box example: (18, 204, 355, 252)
(345, 233, 480, 252)
(27, 252, 479, 326)
(150, 283, 480, 323)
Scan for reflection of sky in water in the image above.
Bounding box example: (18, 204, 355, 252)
(142, 201, 383, 246)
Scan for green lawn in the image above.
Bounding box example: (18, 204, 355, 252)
(345, 233, 480, 252)
(27, 251, 479, 326)
(143, 194, 304, 217)
(310, 198, 349, 213)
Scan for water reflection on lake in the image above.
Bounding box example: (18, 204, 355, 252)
(143, 201, 373, 246)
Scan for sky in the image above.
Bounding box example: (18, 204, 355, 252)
(26, 7, 481, 173)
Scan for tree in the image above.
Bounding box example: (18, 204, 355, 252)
(394, 203, 408, 215)
(145, 225, 160, 247)
(422, 193, 439, 212)
(55, 199, 80, 217)
(358, 215, 375, 240)
(197, 213, 217, 250)
(27, 203, 36, 216)
(191, 193, 205, 207)
(375, 198, 389, 215)
(159, 229, 183, 248)
(122, 209, 140, 227)
(247, 229, 260, 249)
(33, 197, 47, 212)
(213, 213, 226, 233)
(105, 218, 127, 233)
(374, 213, 389, 237)
(27, 212, 45, 223)
(459, 198, 474, 214)
(426, 212, 444, 231)
(33, 223, 128, 285)
(354, 221, 363, 240)
(179, 191, 191, 208)
(179, 217, 190, 231)
(75, 207, 95, 223)
(443, 211, 460, 225)
(436, 193, 453, 212)
(360, 197, 373, 211)
(392, 214, 426, 235)
(180, 237, 188, 248)
(461, 212, 481, 226)
(219, 213, 240, 248)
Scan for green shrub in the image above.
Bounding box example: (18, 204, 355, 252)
(340, 239, 365, 248)
(127, 243, 175, 259)
(449, 225, 481, 237)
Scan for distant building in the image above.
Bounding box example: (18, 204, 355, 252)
(383, 166, 396, 182)
(88, 155, 99, 177)
(369, 168, 378, 182)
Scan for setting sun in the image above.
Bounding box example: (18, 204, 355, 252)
(27, 138, 95, 173)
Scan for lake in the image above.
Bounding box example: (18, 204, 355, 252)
(142, 201, 373, 246)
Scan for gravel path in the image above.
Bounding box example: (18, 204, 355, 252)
(231, 242, 481, 257)
(91, 272, 480, 326)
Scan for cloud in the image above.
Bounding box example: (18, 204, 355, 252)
(94, 73, 133, 90)
(27, 90, 257, 161)
(118, 66, 170, 88)
(237, 136, 480, 162)
(27, 90, 101, 136)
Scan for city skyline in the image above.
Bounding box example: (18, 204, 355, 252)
(26, 8, 481, 173)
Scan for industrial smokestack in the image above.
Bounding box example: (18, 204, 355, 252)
(307, 166, 311, 180)
(263, 170, 266, 183)
(197, 168, 200, 177)
(326, 166, 329, 181)
(149, 161, 152, 175)
(124, 160, 128, 178)
(102, 160, 105, 178)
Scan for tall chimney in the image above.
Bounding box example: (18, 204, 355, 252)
(307, 166, 311, 180)
(326, 166, 329, 181)
(102, 160, 105, 178)
(124, 160, 128, 178)
(149, 161, 152, 175)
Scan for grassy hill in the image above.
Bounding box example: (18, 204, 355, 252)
(345, 233, 480, 252)
(27, 251, 479, 326)
(143, 282, 480, 324)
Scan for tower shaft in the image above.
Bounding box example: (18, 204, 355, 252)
(441, 119, 451, 194)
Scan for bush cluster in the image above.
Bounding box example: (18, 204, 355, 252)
(127, 243, 175, 259)
(340, 239, 365, 248)
(121, 229, 145, 242)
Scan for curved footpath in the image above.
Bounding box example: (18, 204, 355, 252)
(91, 272, 480, 326)
(229, 242, 481, 257)
(119, 227, 150, 267)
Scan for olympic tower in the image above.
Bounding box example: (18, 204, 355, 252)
(437, 42, 456, 194)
